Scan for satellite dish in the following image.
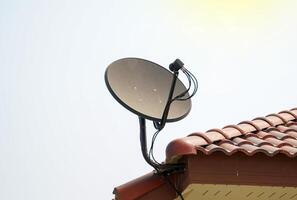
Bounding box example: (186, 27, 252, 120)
(105, 57, 197, 200)
(105, 57, 191, 122)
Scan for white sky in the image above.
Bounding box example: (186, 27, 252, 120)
(1, 0, 297, 199)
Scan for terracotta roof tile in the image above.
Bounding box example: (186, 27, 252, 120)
(232, 137, 252, 145)
(237, 144, 262, 154)
(263, 137, 289, 147)
(283, 138, 297, 147)
(166, 108, 297, 161)
(267, 129, 293, 140)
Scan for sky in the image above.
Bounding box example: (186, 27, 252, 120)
(0, 0, 297, 199)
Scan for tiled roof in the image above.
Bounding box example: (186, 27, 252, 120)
(114, 107, 297, 200)
(166, 108, 297, 162)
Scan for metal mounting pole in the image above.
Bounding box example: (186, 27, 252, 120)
(139, 116, 158, 169)
(139, 116, 185, 174)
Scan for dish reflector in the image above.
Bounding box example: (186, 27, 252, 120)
(105, 58, 191, 122)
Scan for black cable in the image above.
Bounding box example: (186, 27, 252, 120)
(172, 69, 192, 100)
(174, 68, 198, 101)
(149, 129, 161, 165)
(185, 68, 198, 97)
(149, 67, 198, 165)
(163, 174, 184, 200)
(147, 65, 198, 200)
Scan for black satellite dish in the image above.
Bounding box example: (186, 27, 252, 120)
(105, 57, 197, 172)
(105, 58, 191, 122)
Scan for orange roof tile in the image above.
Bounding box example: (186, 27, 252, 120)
(166, 108, 297, 162)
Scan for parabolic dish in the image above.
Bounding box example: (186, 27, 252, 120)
(105, 58, 191, 122)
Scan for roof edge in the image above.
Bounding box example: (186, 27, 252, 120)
(113, 172, 166, 200)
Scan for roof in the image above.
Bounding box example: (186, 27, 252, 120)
(166, 108, 297, 162)
(114, 107, 297, 200)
